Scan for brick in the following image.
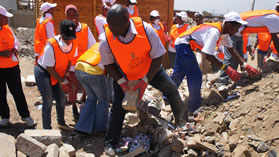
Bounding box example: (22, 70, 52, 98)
(0, 133, 16, 157)
(45, 144, 59, 157)
(24, 129, 62, 146)
(63, 143, 76, 157)
(16, 133, 47, 157)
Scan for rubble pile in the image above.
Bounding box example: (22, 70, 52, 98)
(13, 27, 35, 58)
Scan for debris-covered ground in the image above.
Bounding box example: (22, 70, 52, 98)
(1, 27, 278, 156)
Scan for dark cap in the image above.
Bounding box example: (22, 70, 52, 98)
(60, 20, 76, 40)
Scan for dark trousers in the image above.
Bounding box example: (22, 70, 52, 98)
(0, 65, 30, 119)
(105, 67, 186, 146)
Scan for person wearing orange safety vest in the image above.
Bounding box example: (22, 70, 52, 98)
(34, 20, 78, 130)
(99, 5, 187, 156)
(34, 2, 57, 63)
(172, 12, 259, 115)
(252, 32, 272, 69)
(126, 0, 139, 18)
(64, 4, 97, 121)
(240, 3, 279, 58)
(168, 11, 190, 68)
(149, 10, 166, 46)
(74, 43, 109, 134)
(0, 5, 36, 127)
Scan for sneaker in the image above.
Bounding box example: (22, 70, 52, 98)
(58, 124, 73, 131)
(104, 142, 115, 156)
(0, 119, 9, 127)
(22, 117, 36, 127)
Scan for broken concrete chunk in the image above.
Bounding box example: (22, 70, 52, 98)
(44, 144, 59, 157)
(16, 133, 47, 157)
(206, 89, 222, 105)
(17, 151, 26, 157)
(256, 142, 269, 153)
(63, 143, 76, 157)
(213, 112, 225, 124)
(125, 112, 139, 125)
(76, 153, 95, 157)
(171, 137, 186, 153)
(24, 129, 62, 146)
(59, 146, 70, 157)
(0, 133, 16, 157)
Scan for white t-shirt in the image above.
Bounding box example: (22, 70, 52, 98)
(99, 19, 166, 65)
(38, 35, 78, 69)
(168, 24, 191, 52)
(245, 13, 279, 33)
(39, 14, 55, 39)
(175, 25, 233, 55)
(94, 15, 107, 37)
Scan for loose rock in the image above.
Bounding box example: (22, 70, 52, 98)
(24, 129, 62, 146)
(0, 133, 16, 157)
(45, 144, 59, 157)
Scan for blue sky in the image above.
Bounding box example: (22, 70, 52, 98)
(174, 0, 277, 15)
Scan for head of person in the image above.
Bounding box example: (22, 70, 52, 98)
(150, 10, 160, 25)
(127, 0, 137, 9)
(0, 5, 13, 26)
(40, 2, 57, 16)
(175, 11, 187, 25)
(107, 4, 130, 37)
(223, 11, 247, 36)
(102, 2, 113, 17)
(276, 0, 279, 12)
(65, 4, 79, 27)
(60, 20, 76, 45)
(194, 11, 203, 25)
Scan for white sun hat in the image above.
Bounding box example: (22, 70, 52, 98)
(150, 10, 160, 17)
(224, 11, 248, 25)
(0, 5, 13, 17)
(40, 2, 57, 13)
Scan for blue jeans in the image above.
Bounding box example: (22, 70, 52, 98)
(168, 51, 176, 68)
(257, 49, 268, 69)
(34, 65, 66, 129)
(74, 70, 109, 134)
(171, 44, 202, 112)
(218, 35, 244, 86)
(105, 67, 186, 147)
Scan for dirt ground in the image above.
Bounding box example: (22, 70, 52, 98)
(1, 28, 278, 156)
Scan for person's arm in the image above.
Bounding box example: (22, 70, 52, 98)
(46, 66, 64, 82)
(271, 33, 279, 54)
(0, 50, 12, 57)
(146, 56, 163, 83)
(266, 48, 272, 58)
(253, 38, 259, 53)
(104, 63, 123, 81)
(46, 22, 55, 39)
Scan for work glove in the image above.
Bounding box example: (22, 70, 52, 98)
(60, 79, 71, 92)
(225, 66, 242, 82)
(243, 63, 260, 76)
(133, 76, 148, 100)
(117, 77, 130, 93)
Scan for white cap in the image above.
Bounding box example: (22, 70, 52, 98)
(277, 0, 279, 6)
(176, 11, 188, 22)
(103, 0, 116, 5)
(224, 11, 248, 25)
(0, 5, 13, 17)
(40, 2, 57, 13)
(150, 10, 160, 17)
(130, 0, 137, 3)
(194, 11, 203, 16)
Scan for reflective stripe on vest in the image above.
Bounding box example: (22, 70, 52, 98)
(34, 18, 55, 57)
(241, 10, 279, 34)
(129, 5, 139, 18)
(179, 22, 222, 50)
(151, 22, 166, 46)
(242, 33, 249, 54)
(41, 38, 77, 85)
(105, 17, 152, 81)
(71, 23, 88, 66)
(0, 25, 19, 68)
(257, 32, 272, 52)
(77, 42, 101, 66)
(170, 24, 188, 48)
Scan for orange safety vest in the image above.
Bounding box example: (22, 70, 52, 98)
(105, 17, 152, 81)
(34, 18, 55, 57)
(257, 32, 272, 52)
(0, 25, 19, 68)
(150, 22, 166, 46)
(241, 10, 279, 34)
(71, 23, 88, 66)
(39, 38, 77, 85)
(242, 33, 249, 54)
(170, 24, 188, 48)
(77, 42, 101, 66)
(128, 5, 139, 18)
(179, 22, 222, 51)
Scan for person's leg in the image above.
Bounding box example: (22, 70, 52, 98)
(257, 49, 267, 69)
(168, 51, 176, 69)
(52, 83, 66, 126)
(34, 65, 54, 129)
(106, 75, 114, 103)
(74, 70, 98, 134)
(5, 66, 30, 118)
(67, 72, 80, 120)
(0, 68, 10, 119)
(150, 67, 187, 124)
(105, 80, 126, 147)
(170, 49, 187, 88)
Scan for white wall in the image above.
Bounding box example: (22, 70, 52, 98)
(0, 0, 17, 10)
